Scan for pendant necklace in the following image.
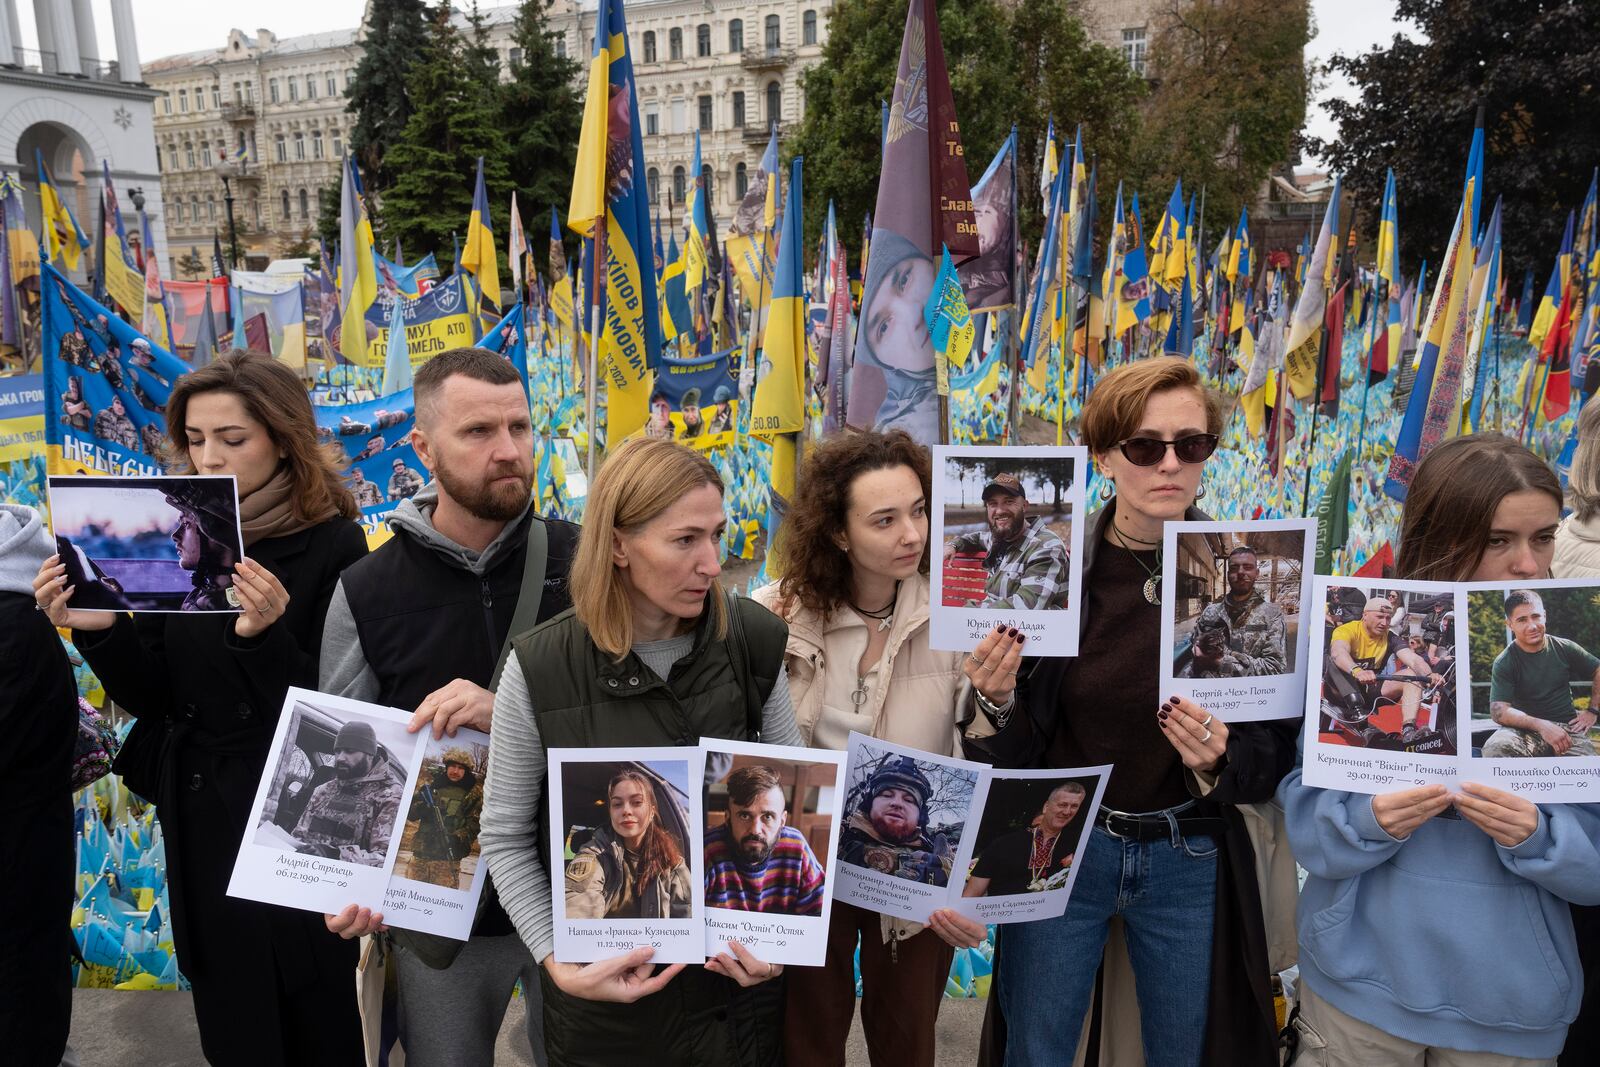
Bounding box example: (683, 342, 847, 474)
(850, 582, 900, 707)
(1111, 526, 1162, 605)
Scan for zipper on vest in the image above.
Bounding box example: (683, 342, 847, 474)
(479, 578, 496, 654)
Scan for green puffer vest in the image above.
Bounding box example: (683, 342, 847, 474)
(510, 595, 790, 1067)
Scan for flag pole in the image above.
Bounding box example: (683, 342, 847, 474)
(586, 221, 606, 479)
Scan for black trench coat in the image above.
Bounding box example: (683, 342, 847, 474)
(76, 518, 368, 1066)
(965, 505, 1297, 1067)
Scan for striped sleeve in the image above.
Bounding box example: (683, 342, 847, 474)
(479, 657, 556, 963)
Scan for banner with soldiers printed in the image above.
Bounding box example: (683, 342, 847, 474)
(547, 747, 706, 965)
(381, 727, 492, 940)
(313, 386, 422, 546)
(929, 445, 1087, 657)
(647, 347, 739, 451)
(228, 688, 427, 916)
(1459, 578, 1600, 802)
(1302, 576, 1463, 794)
(0, 371, 45, 509)
(948, 765, 1109, 926)
(46, 474, 244, 612)
(1159, 518, 1316, 721)
(40, 262, 190, 479)
(700, 738, 846, 967)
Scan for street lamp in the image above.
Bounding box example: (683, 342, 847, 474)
(127, 186, 146, 270)
(211, 158, 241, 270)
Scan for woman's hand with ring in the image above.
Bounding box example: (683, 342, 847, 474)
(963, 624, 1026, 705)
(1158, 695, 1228, 772)
(31, 554, 114, 632)
(231, 558, 291, 638)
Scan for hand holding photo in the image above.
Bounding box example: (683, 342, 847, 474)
(930, 445, 1087, 657)
(1159, 519, 1314, 721)
(548, 748, 704, 965)
(701, 739, 846, 967)
(47, 474, 244, 612)
(1302, 577, 1463, 795)
(1459, 579, 1600, 802)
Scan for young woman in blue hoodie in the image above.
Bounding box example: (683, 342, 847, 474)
(1281, 433, 1600, 1066)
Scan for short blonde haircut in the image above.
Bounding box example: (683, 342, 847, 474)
(1079, 356, 1223, 454)
(1568, 399, 1600, 521)
(571, 437, 728, 659)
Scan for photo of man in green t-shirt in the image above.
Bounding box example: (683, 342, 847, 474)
(1483, 589, 1600, 758)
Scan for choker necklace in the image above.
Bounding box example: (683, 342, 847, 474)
(850, 581, 900, 631)
(1110, 526, 1162, 605)
(1112, 523, 1160, 546)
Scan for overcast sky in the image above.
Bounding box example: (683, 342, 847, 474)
(57, 0, 1405, 167)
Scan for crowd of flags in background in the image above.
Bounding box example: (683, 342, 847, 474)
(2, 0, 1599, 993)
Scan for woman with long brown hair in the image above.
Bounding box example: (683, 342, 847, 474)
(480, 437, 800, 1065)
(1282, 433, 1600, 1066)
(752, 429, 1012, 1066)
(33, 353, 368, 1063)
(565, 769, 693, 919)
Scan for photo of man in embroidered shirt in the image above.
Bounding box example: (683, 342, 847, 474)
(703, 764, 827, 916)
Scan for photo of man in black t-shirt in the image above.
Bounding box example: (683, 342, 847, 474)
(964, 780, 1089, 897)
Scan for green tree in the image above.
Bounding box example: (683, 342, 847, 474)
(346, 0, 430, 188)
(1306, 0, 1600, 275)
(1131, 0, 1310, 240)
(314, 185, 340, 249)
(498, 0, 583, 260)
(381, 2, 514, 261)
(175, 249, 206, 279)
(790, 0, 1144, 252)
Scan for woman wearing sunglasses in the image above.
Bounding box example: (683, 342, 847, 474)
(970, 357, 1298, 1067)
(1281, 434, 1600, 1067)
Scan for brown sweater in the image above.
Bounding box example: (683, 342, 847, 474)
(1047, 541, 1189, 811)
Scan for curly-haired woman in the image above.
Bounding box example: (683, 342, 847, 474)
(752, 429, 1016, 1067)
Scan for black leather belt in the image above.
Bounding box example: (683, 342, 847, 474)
(1095, 807, 1228, 841)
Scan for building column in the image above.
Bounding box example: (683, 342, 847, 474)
(38, 0, 79, 74)
(0, 1, 17, 67)
(30, 0, 54, 62)
(109, 0, 138, 83)
(70, 0, 96, 66)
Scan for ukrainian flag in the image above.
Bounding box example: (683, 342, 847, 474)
(338, 154, 378, 366)
(683, 130, 709, 293)
(1227, 208, 1251, 337)
(566, 0, 661, 443)
(460, 156, 502, 326)
(751, 158, 805, 516)
(1374, 169, 1401, 371)
(35, 148, 88, 272)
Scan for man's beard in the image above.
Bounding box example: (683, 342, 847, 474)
(870, 813, 917, 844)
(333, 757, 370, 780)
(435, 457, 531, 522)
(738, 835, 774, 865)
(989, 514, 1022, 543)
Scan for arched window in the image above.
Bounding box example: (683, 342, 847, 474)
(173, 199, 184, 223)
(672, 165, 687, 205)
(330, 128, 342, 158)
(735, 162, 748, 199)
(190, 195, 200, 222)
(803, 10, 817, 45)
(732, 91, 746, 128)
(766, 81, 781, 125)
(669, 28, 683, 61)
(251, 198, 260, 228)
(698, 95, 712, 130)
(293, 132, 305, 161)
(207, 195, 216, 221)
(312, 129, 324, 160)
(299, 189, 310, 220)
(184, 141, 195, 168)
(199, 139, 209, 164)
(729, 19, 743, 53)
(647, 167, 660, 205)
(642, 30, 655, 63)
(765, 15, 781, 51)
(280, 190, 291, 220)
(696, 24, 710, 57)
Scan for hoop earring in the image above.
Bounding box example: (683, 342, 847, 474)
(1099, 480, 1114, 501)
(1195, 483, 1206, 501)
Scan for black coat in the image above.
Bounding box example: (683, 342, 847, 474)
(75, 518, 368, 1066)
(966, 505, 1297, 1067)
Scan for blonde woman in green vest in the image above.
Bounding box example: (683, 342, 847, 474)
(480, 437, 801, 1066)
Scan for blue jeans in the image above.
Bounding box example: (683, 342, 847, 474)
(996, 806, 1220, 1067)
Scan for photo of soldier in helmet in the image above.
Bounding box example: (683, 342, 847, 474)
(837, 749, 976, 888)
(400, 741, 486, 890)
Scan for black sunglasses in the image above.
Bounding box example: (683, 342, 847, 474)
(1115, 432, 1219, 467)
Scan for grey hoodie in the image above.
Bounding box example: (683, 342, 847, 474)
(0, 503, 53, 596)
(319, 482, 535, 703)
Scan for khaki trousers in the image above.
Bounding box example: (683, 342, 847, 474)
(1291, 981, 1556, 1067)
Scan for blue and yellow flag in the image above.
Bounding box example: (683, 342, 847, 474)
(338, 155, 378, 366)
(751, 158, 805, 561)
(1114, 193, 1153, 335)
(1371, 169, 1401, 376)
(1529, 211, 1573, 354)
(460, 156, 502, 327)
(727, 127, 779, 303)
(661, 232, 689, 344)
(925, 245, 976, 396)
(683, 130, 709, 293)
(1226, 207, 1251, 337)
(566, 0, 662, 442)
(36, 148, 89, 272)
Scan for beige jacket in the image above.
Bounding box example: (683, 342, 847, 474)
(752, 572, 992, 943)
(1554, 514, 1600, 578)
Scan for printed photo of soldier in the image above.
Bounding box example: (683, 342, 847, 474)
(940, 453, 1076, 611)
(562, 760, 695, 921)
(254, 702, 415, 869)
(837, 745, 978, 889)
(398, 739, 488, 891)
(702, 756, 836, 917)
(349, 466, 384, 509)
(1467, 586, 1600, 758)
(387, 457, 425, 500)
(1171, 529, 1304, 679)
(962, 775, 1100, 897)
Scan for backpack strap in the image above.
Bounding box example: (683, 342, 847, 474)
(724, 590, 788, 742)
(491, 513, 549, 691)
